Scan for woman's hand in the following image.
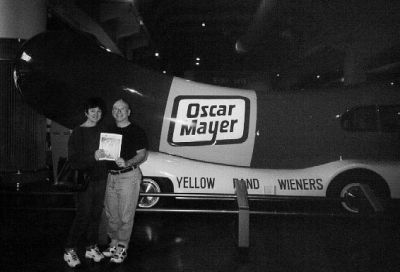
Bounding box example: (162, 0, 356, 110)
(94, 149, 105, 161)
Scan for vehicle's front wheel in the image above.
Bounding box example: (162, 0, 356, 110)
(138, 177, 173, 208)
(139, 178, 161, 208)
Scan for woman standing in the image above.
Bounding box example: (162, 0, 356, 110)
(63, 97, 108, 268)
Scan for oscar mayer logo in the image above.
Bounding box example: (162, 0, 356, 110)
(168, 95, 250, 146)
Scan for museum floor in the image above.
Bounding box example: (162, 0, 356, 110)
(1, 180, 400, 272)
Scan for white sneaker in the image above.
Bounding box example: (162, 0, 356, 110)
(64, 248, 81, 268)
(85, 245, 104, 262)
(110, 245, 127, 263)
(102, 245, 117, 257)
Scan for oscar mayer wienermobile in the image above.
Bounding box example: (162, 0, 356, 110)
(13, 30, 400, 213)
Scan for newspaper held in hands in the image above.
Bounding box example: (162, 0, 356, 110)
(99, 133, 122, 161)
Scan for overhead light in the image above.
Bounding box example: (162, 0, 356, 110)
(235, 40, 247, 53)
(21, 52, 32, 62)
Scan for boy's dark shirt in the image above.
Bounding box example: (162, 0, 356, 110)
(105, 123, 148, 171)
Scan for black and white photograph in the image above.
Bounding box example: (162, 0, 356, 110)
(1, 0, 400, 271)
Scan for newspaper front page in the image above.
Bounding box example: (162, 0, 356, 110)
(99, 133, 122, 161)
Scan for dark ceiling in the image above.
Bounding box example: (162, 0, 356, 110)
(62, 0, 400, 90)
(136, 0, 260, 71)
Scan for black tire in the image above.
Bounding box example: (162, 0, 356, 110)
(138, 177, 173, 208)
(327, 170, 390, 214)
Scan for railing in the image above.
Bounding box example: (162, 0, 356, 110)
(136, 179, 250, 247)
(0, 181, 385, 248)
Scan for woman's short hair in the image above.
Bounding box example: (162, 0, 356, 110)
(83, 97, 106, 113)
